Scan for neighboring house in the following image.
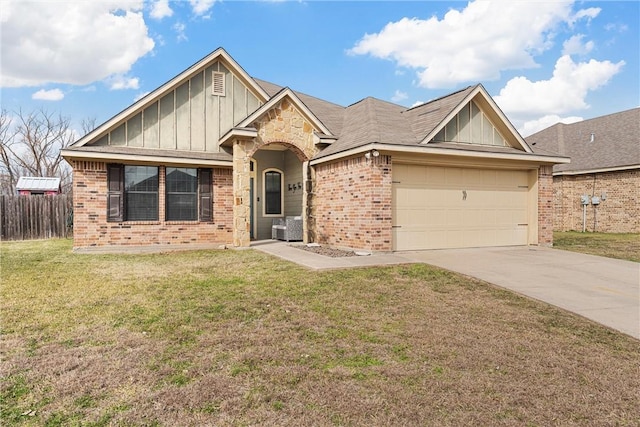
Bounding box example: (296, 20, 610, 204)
(527, 108, 639, 233)
(16, 177, 62, 196)
(61, 48, 568, 251)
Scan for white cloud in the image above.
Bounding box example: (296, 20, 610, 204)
(348, 1, 604, 88)
(31, 88, 64, 101)
(568, 7, 600, 26)
(391, 90, 408, 103)
(150, 0, 173, 20)
(562, 34, 594, 56)
(190, 0, 215, 16)
(521, 115, 583, 137)
(173, 22, 188, 42)
(109, 76, 140, 90)
(134, 91, 151, 102)
(495, 55, 625, 118)
(0, 1, 154, 88)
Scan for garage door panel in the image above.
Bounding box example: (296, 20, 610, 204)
(393, 165, 531, 250)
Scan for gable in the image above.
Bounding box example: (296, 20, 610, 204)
(423, 85, 531, 153)
(73, 49, 268, 154)
(431, 100, 510, 147)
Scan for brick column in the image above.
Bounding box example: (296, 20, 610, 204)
(538, 165, 554, 246)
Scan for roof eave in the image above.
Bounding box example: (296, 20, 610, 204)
(219, 127, 259, 147)
(311, 143, 570, 166)
(61, 149, 232, 167)
(554, 164, 640, 176)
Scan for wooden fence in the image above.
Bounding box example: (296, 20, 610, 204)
(0, 195, 73, 241)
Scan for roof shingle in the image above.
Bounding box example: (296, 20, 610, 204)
(526, 108, 640, 173)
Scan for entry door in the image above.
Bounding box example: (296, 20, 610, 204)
(393, 164, 530, 250)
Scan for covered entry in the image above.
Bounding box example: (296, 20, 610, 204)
(392, 163, 533, 250)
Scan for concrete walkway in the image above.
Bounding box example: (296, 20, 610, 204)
(253, 241, 639, 339)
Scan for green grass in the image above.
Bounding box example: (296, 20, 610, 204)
(553, 231, 640, 262)
(1, 238, 639, 426)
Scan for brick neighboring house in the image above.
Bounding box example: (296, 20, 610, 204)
(527, 108, 640, 233)
(61, 48, 568, 251)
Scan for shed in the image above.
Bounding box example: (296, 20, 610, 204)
(16, 177, 62, 196)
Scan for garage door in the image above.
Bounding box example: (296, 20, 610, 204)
(392, 164, 530, 250)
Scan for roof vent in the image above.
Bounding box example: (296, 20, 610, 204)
(589, 132, 595, 143)
(212, 71, 225, 96)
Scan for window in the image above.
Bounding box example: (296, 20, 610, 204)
(264, 169, 283, 216)
(107, 165, 212, 222)
(166, 167, 197, 221)
(125, 166, 159, 221)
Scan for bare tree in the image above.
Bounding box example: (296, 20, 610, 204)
(81, 116, 97, 135)
(0, 108, 76, 195)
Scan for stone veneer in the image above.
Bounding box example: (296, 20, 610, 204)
(232, 98, 318, 247)
(71, 161, 233, 248)
(537, 165, 554, 246)
(311, 155, 393, 251)
(553, 169, 639, 233)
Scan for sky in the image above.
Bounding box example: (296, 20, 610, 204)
(1, 0, 638, 139)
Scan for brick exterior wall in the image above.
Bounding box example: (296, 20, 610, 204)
(553, 169, 639, 233)
(538, 165, 554, 246)
(311, 155, 392, 251)
(71, 161, 233, 249)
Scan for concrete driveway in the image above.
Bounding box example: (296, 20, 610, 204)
(402, 246, 639, 339)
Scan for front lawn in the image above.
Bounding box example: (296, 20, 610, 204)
(2, 239, 639, 426)
(554, 231, 640, 262)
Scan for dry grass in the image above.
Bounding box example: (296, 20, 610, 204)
(2, 239, 639, 426)
(553, 231, 640, 262)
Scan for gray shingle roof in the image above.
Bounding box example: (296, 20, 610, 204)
(401, 86, 477, 140)
(526, 108, 640, 173)
(315, 97, 417, 158)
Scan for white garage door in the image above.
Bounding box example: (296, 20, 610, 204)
(393, 164, 530, 250)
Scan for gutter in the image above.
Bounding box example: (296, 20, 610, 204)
(309, 143, 570, 166)
(61, 149, 233, 168)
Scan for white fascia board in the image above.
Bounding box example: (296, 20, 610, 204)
(236, 88, 333, 136)
(61, 149, 232, 167)
(310, 143, 570, 166)
(219, 127, 259, 147)
(554, 164, 640, 176)
(72, 48, 269, 148)
(314, 133, 337, 145)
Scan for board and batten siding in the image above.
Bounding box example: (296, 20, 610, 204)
(93, 62, 262, 152)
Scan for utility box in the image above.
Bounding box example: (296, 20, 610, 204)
(591, 196, 601, 205)
(580, 195, 590, 205)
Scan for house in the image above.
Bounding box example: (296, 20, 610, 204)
(526, 108, 639, 233)
(61, 48, 568, 251)
(16, 177, 62, 196)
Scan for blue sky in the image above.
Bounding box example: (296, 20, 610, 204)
(1, 0, 638, 137)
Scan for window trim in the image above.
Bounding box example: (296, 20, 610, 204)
(107, 164, 213, 223)
(165, 167, 198, 222)
(262, 168, 284, 217)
